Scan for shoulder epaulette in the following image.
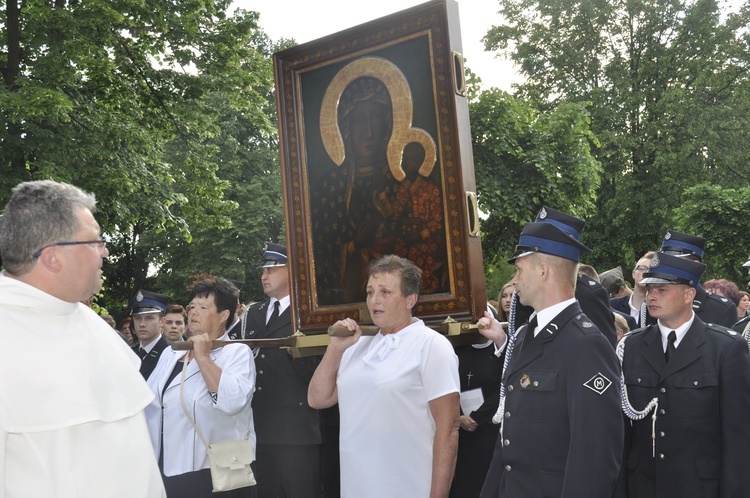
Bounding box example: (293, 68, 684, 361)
(571, 313, 600, 335)
(625, 324, 652, 338)
(705, 322, 738, 336)
(706, 293, 735, 308)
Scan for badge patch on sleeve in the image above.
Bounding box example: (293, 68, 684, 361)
(584, 372, 612, 395)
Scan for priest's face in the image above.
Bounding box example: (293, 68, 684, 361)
(58, 208, 109, 303)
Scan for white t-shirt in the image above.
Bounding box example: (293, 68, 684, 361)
(337, 319, 459, 498)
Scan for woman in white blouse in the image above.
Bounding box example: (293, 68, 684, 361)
(309, 255, 460, 498)
(146, 277, 257, 497)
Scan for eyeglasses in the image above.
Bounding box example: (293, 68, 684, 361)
(33, 239, 106, 258)
(634, 265, 649, 272)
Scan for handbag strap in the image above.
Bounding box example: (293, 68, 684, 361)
(179, 356, 211, 450)
(178, 352, 253, 449)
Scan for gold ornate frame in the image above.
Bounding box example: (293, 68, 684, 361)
(273, 0, 485, 333)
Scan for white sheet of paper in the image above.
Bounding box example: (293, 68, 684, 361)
(460, 387, 484, 415)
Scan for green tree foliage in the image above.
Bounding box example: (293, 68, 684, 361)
(1, 1, 285, 314)
(674, 183, 750, 286)
(483, 0, 750, 272)
(471, 88, 602, 297)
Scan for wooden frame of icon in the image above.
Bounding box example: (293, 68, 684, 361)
(273, 0, 486, 333)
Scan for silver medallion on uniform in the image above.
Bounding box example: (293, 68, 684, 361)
(584, 372, 612, 395)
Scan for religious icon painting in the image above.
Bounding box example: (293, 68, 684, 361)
(273, 0, 485, 333)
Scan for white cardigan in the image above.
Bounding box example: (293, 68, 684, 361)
(145, 336, 256, 477)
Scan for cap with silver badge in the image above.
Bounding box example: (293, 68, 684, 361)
(660, 229, 705, 261)
(130, 290, 170, 316)
(259, 242, 287, 268)
(508, 222, 592, 264)
(640, 252, 706, 289)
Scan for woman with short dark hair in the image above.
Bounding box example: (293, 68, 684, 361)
(309, 255, 460, 498)
(145, 277, 257, 498)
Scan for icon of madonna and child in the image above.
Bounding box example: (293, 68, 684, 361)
(310, 57, 449, 306)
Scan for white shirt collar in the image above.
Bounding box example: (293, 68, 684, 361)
(267, 295, 291, 320)
(530, 298, 577, 337)
(657, 312, 695, 350)
(141, 334, 161, 352)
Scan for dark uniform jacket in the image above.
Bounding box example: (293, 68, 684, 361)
(132, 335, 168, 380)
(610, 296, 641, 330)
(242, 300, 321, 446)
(611, 295, 630, 315)
(620, 318, 750, 498)
(481, 302, 623, 498)
(576, 274, 618, 347)
(616, 309, 638, 331)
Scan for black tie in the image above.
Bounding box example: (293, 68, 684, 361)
(138, 347, 147, 360)
(267, 301, 280, 328)
(665, 331, 677, 363)
(522, 316, 539, 350)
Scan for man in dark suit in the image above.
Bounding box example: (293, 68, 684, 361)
(240, 243, 321, 498)
(618, 252, 750, 497)
(611, 252, 654, 328)
(130, 289, 170, 380)
(478, 220, 623, 498)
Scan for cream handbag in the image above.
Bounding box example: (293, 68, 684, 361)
(180, 357, 256, 492)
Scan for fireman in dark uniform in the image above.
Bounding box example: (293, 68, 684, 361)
(479, 220, 623, 498)
(618, 252, 750, 497)
(646, 229, 737, 328)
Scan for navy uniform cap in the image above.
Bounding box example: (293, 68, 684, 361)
(130, 290, 170, 315)
(660, 229, 706, 261)
(641, 252, 706, 289)
(509, 222, 592, 264)
(259, 242, 287, 268)
(535, 206, 586, 241)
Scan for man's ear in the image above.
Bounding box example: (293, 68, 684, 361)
(685, 286, 697, 303)
(538, 260, 549, 281)
(38, 247, 63, 274)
